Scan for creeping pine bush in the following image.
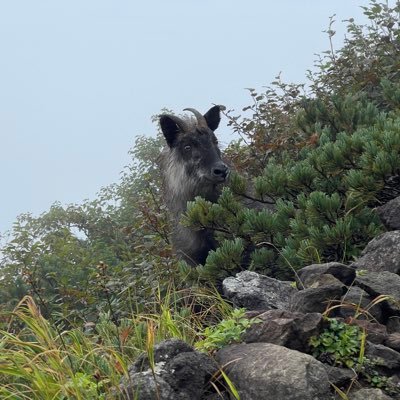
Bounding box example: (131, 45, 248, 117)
(182, 1, 400, 283)
(184, 113, 400, 281)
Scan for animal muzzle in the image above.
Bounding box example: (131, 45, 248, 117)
(211, 162, 230, 182)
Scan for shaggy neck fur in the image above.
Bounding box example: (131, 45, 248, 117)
(160, 147, 221, 221)
(159, 147, 222, 266)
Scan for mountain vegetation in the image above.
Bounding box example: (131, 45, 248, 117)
(1, 1, 400, 398)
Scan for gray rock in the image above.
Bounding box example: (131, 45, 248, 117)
(243, 309, 325, 353)
(323, 365, 355, 388)
(120, 339, 217, 400)
(387, 316, 400, 334)
(131, 339, 194, 372)
(222, 270, 296, 311)
(351, 388, 393, 400)
(216, 342, 332, 400)
(385, 333, 400, 352)
(377, 196, 400, 231)
(366, 342, 400, 369)
(307, 273, 347, 290)
(339, 286, 384, 322)
(296, 262, 356, 288)
(120, 373, 174, 400)
(347, 319, 388, 344)
(289, 284, 343, 314)
(163, 352, 215, 396)
(355, 271, 400, 314)
(351, 231, 400, 274)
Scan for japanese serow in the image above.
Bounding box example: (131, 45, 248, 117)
(159, 106, 229, 266)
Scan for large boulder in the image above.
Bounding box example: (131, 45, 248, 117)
(355, 271, 400, 314)
(377, 196, 400, 231)
(296, 262, 356, 289)
(216, 342, 332, 400)
(339, 286, 384, 322)
(365, 342, 400, 370)
(120, 339, 217, 400)
(289, 284, 343, 314)
(120, 374, 174, 400)
(222, 270, 296, 311)
(243, 309, 325, 352)
(387, 316, 400, 334)
(323, 365, 355, 389)
(385, 332, 400, 352)
(351, 231, 400, 274)
(348, 319, 388, 345)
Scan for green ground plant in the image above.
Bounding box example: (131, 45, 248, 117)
(309, 318, 363, 369)
(196, 308, 259, 352)
(310, 317, 400, 396)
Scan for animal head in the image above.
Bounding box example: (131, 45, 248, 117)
(159, 106, 229, 185)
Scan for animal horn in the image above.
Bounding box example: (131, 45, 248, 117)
(162, 114, 189, 132)
(183, 108, 208, 129)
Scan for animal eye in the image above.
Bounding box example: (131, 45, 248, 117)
(184, 145, 191, 151)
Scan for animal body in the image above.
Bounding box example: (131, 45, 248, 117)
(159, 106, 229, 266)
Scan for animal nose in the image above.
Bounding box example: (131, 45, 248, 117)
(212, 163, 229, 179)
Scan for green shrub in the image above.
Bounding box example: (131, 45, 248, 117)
(183, 1, 400, 283)
(184, 113, 400, 281)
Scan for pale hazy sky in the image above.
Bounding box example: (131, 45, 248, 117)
(0, 1, 369, 233)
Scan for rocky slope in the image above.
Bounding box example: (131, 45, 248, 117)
(120, 196, 400, 399)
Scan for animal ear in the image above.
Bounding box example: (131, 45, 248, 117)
(203, 105, 221, 131)
(159, 115, 184, 147)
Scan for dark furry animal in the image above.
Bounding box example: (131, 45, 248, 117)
(159, 106, 229, 266)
